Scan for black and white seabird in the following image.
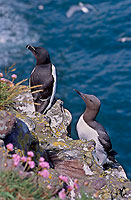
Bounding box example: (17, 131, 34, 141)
(26, 45, 56, 114)
(74, 89, 117, 167)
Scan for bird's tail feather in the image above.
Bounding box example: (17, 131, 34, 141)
(108, 149, 117, 157)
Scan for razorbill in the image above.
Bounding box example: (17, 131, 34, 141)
(74, 89, 117, 167)
(26, 45, 56, 114)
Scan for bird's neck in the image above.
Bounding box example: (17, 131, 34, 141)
(83, 107, 97, 123)
(36, 63, 51, 68)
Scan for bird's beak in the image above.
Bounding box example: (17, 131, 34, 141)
(74, 89, 86, 100)
(26, 45, 36, 53)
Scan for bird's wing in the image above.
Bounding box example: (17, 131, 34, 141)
(85, 4, 96, 11)
(88, 121, 113, 153)
(66, 5, 81, 18)
(30, 68, 53, 101)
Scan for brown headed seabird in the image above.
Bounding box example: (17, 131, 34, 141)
(74, 89, 117, 168)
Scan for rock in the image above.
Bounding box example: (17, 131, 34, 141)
(14, 89, 72, 136)
(0, 139, 5, 148)
(46, 99, 72, 137)
(1, 116, 54, 167)
(1, 85, 130, 199)
(92, 178, 107, 190)
(14, 87, 35, 117)
(0, 110, 16, 139)
(3, 118, 36, 155)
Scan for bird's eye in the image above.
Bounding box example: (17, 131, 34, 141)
(90, 99, 93, 102)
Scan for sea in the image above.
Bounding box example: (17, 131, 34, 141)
(0, 0, 131, 179)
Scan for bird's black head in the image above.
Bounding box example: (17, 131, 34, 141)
(26, 45, 51, 65)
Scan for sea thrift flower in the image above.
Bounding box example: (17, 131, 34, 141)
(39, 161, 50, 169)
(28, 161, 35, 169)
(4, 163, 8, 167)
(74, 179, 78, 183)
(11, 74, 17, 79)
(84, 181, 89, 186)
(39, 169, 49, 178)
(27, 151, 34, 157)
(19, 171, 23, 175)
(0, 78, 6, 82)
(59, 175, 68, 184)
(12, 154, 20, 167)
(13, 161, 19, 167)
(21, 156, 27, 162)
(0, 73, 3, 77)
(67, 185, 73, 192)
(27, 157, 31, 162)
(47, 184, 52, 190)
(6, 143, 13, 151)
(73, 182, 79, 190)
(58, 189, 66, 200)
(39, 157, 45, 162)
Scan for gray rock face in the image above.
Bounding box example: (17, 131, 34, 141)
(0, 110, 16, 139)
(1, 87, 130, 200)
(14, 87, 35, 117)
(3, 118, 34, 154)
(46, 99, 72, 137)
(14, 89, 72, 137)
(92, 178, 107, 190)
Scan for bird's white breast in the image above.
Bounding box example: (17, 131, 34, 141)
(44, 64, 56, 113)
(77, 114, 107, 165)
(77, 114, 99, 141)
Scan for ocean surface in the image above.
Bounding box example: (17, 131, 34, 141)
(0, 0, 131, 179)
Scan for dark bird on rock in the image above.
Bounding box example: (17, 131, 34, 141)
(26, 45, 56, 114)
(74, 89, 117, 168)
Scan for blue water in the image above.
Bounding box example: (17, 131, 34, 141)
(0, 0, 131, 179)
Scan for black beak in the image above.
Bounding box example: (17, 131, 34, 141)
(26, 44, 36, 52)
(74, 89, 86, 99)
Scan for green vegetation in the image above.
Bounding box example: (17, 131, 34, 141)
(0, 78, 28, 109)
(0, 65, 42, 109)
(0, 170, 52, 200)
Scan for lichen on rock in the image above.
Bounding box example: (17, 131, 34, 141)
(0, 88, 131, 199)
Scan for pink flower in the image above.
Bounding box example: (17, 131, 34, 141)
(84, 181, 89, 186)
(73, 182, 79, 190)
(28, 161, 35, 169)
(12, 154, 20, 167)
(19, 171, 23, 175)
(67, 185, 73, 191)
(21, 156, 27, 162)
(13, 161, 19, 167)
(59, 175, 68, 183)
(39, 161, 50, 169)
(74, 179, 78, 183)
(39, 157, 45, 162)
(0, 73, 3, 77)
(58, 189, 66, 200)
(6, 143, 13, 151)
(0, 78, 6, 82)
(38, 169, 49, 178)
(47, 185, 52, 190)
(11, 74, 17, 79)
(27, 157, 31, 162)
(27, 151, 34, 157)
